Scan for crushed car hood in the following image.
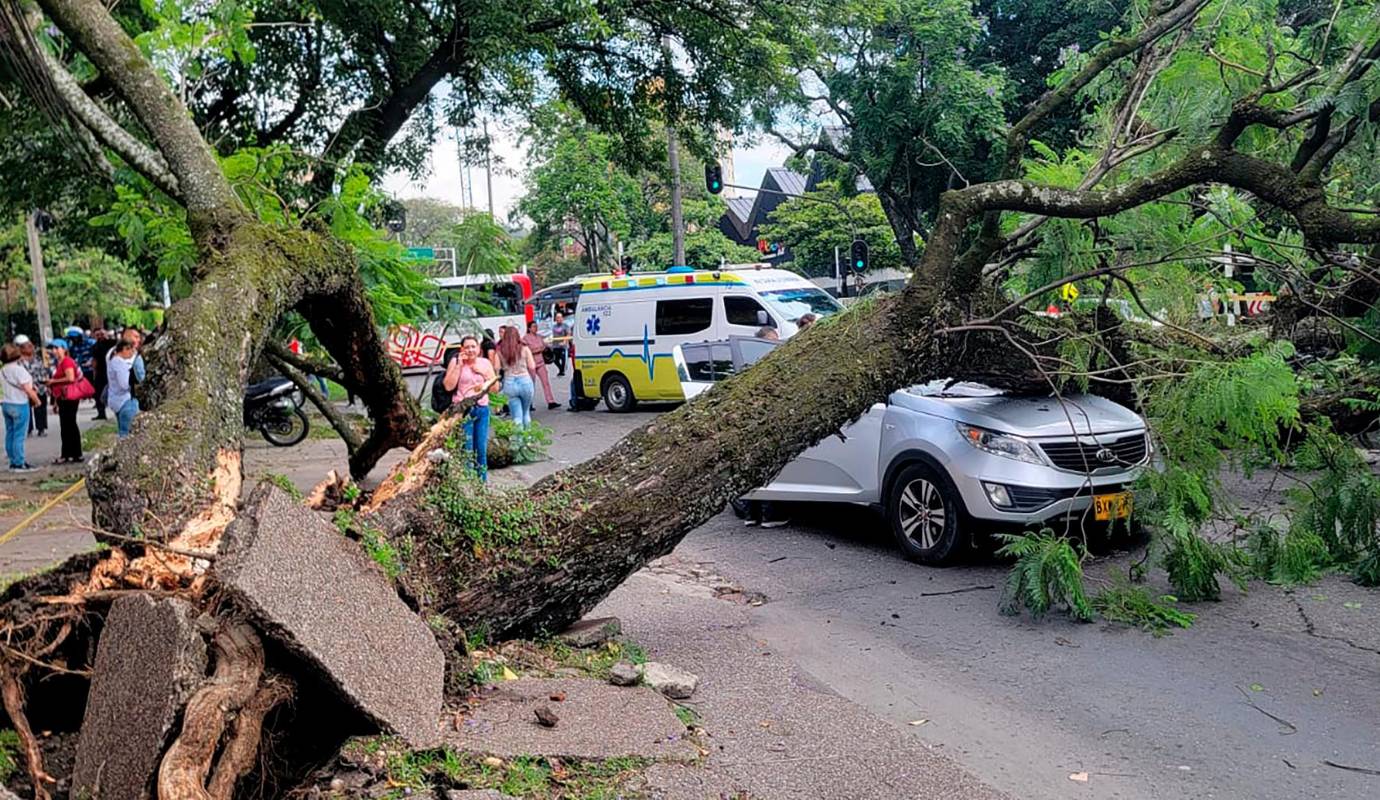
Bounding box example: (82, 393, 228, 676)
(892, 382, 1144, 437)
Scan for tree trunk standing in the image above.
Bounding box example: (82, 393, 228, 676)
(87, 225, 420, 541)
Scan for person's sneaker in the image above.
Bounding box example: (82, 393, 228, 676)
(743, 519, 759, 527)
(547, 402, 560, 410)
(10, 465, 37, 473)
(760, 519, 791, 529)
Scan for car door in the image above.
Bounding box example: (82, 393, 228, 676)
(747, 401, 887, 504)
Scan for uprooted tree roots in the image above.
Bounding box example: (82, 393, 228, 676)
(158, 622, 293, 800)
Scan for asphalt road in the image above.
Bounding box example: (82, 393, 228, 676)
(512, 379, 1380, 799)
(669, 505, 1380, 800)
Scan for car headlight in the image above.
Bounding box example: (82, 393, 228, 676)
(955, 423, 1044, 465)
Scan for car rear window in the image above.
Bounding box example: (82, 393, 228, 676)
(656, 298, 713, 335)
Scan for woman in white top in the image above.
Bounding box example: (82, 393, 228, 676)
(0, 344, 40, 471)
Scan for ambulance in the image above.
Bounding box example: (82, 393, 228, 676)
(571, 266, 843, 412)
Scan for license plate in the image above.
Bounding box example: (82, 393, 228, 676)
(1094, 492, 1132, 521)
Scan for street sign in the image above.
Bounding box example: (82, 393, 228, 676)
(1061, 282, 1080, 302)
(405, 247, 435, 262)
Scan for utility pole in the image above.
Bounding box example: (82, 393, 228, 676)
(24, 211, 53, 344)
(483, 118, 495, 220)
(662, 34, 686, 266)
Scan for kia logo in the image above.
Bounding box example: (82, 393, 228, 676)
(1095, 447, 1116, 463)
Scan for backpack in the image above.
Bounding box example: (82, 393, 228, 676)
(430, 350, 459, 413)
(430, 374, 452, 413)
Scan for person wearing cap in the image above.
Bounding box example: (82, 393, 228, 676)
(14, 336, 49, 437)
(46, 338, 83, 464)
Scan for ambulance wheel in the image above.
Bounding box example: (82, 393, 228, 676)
(602, 373, 637, 413)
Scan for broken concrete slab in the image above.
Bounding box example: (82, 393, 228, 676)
(217, 484, 444, 748)
(449, 678, 697, 762)
(609, 661, 640, 686)
(557, 616, 621, 648)
(640, 662, 698, 699)
(70, 594, 208, 800)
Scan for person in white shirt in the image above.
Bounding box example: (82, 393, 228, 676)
(0, 344, 40, 471)
(105, 337, 144, 438)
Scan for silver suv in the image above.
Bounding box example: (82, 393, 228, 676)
(676, 339, 1150, 565)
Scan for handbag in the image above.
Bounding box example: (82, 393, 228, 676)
(64, 375, 97, 402)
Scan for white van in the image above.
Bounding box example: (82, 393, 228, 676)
(572, 266, 842, 411)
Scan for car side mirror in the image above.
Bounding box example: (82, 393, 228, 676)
(756, 310, 772, 326)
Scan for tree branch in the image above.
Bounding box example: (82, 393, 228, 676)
(37, 0, 242, 236)
(34, 40, 181, 198)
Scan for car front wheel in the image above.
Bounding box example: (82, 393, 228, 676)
(888, 463, 967, 565)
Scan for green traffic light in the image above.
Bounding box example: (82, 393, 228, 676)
(855, 260, 864, 267)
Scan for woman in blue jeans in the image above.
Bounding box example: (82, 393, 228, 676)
(494, 326, 537, 428)
(0, 345, 40, 472)
(442, 335, 497, 481)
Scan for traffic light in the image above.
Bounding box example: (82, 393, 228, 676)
(849, 238, 868, 273)
(705, 162, 724, 194)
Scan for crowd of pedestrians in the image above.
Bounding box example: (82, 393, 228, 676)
(1, 325, 147, 472)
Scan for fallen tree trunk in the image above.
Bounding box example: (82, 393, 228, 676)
(363, 293, 1019, 639)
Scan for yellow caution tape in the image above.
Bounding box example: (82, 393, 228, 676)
(0, 478, 87, 547)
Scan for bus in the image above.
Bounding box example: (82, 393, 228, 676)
(385, 247, 534, 372)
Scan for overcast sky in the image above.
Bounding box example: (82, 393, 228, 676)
(381, 127, 794, 228)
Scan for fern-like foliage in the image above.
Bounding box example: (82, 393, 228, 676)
(1138, 343, 1300, 599)
(1289, 426, 1380, 585)
(1092, 583, 1196, 636)
(997, 532, 1094, 622)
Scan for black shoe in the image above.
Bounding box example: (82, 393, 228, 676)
(93, 414, 107, 420)
(547, 402, 560, 410)
(557, 372, 565, 377)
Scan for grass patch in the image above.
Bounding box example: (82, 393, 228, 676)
(534, 639, 648, 680)
(0, 728, 20, 784)
(262, 472, 303, 500)
(344, 738, 648, 799)
(34, 474, 82, 492)
(81, 422, 116, 452)
(0, 496, 41, 515)
(674, 704, 701, 728)
(1091, 583, 1196, 636)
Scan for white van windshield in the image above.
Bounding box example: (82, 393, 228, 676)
(760, 287, 843, 321)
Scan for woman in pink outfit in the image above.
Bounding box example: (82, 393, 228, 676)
(522, 321, 559, 411)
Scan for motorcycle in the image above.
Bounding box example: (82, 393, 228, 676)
(245, 377, 310, 446)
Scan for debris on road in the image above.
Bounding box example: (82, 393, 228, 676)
(640, 662, 699, 699)
(557, 616, 621, 648)
(534, 705, 560, 727)
(609, 661, 641, 686)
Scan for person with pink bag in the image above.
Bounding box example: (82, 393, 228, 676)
(45, 339, 88, 463)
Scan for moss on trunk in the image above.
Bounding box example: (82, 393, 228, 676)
(87, 222, 421, 541)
